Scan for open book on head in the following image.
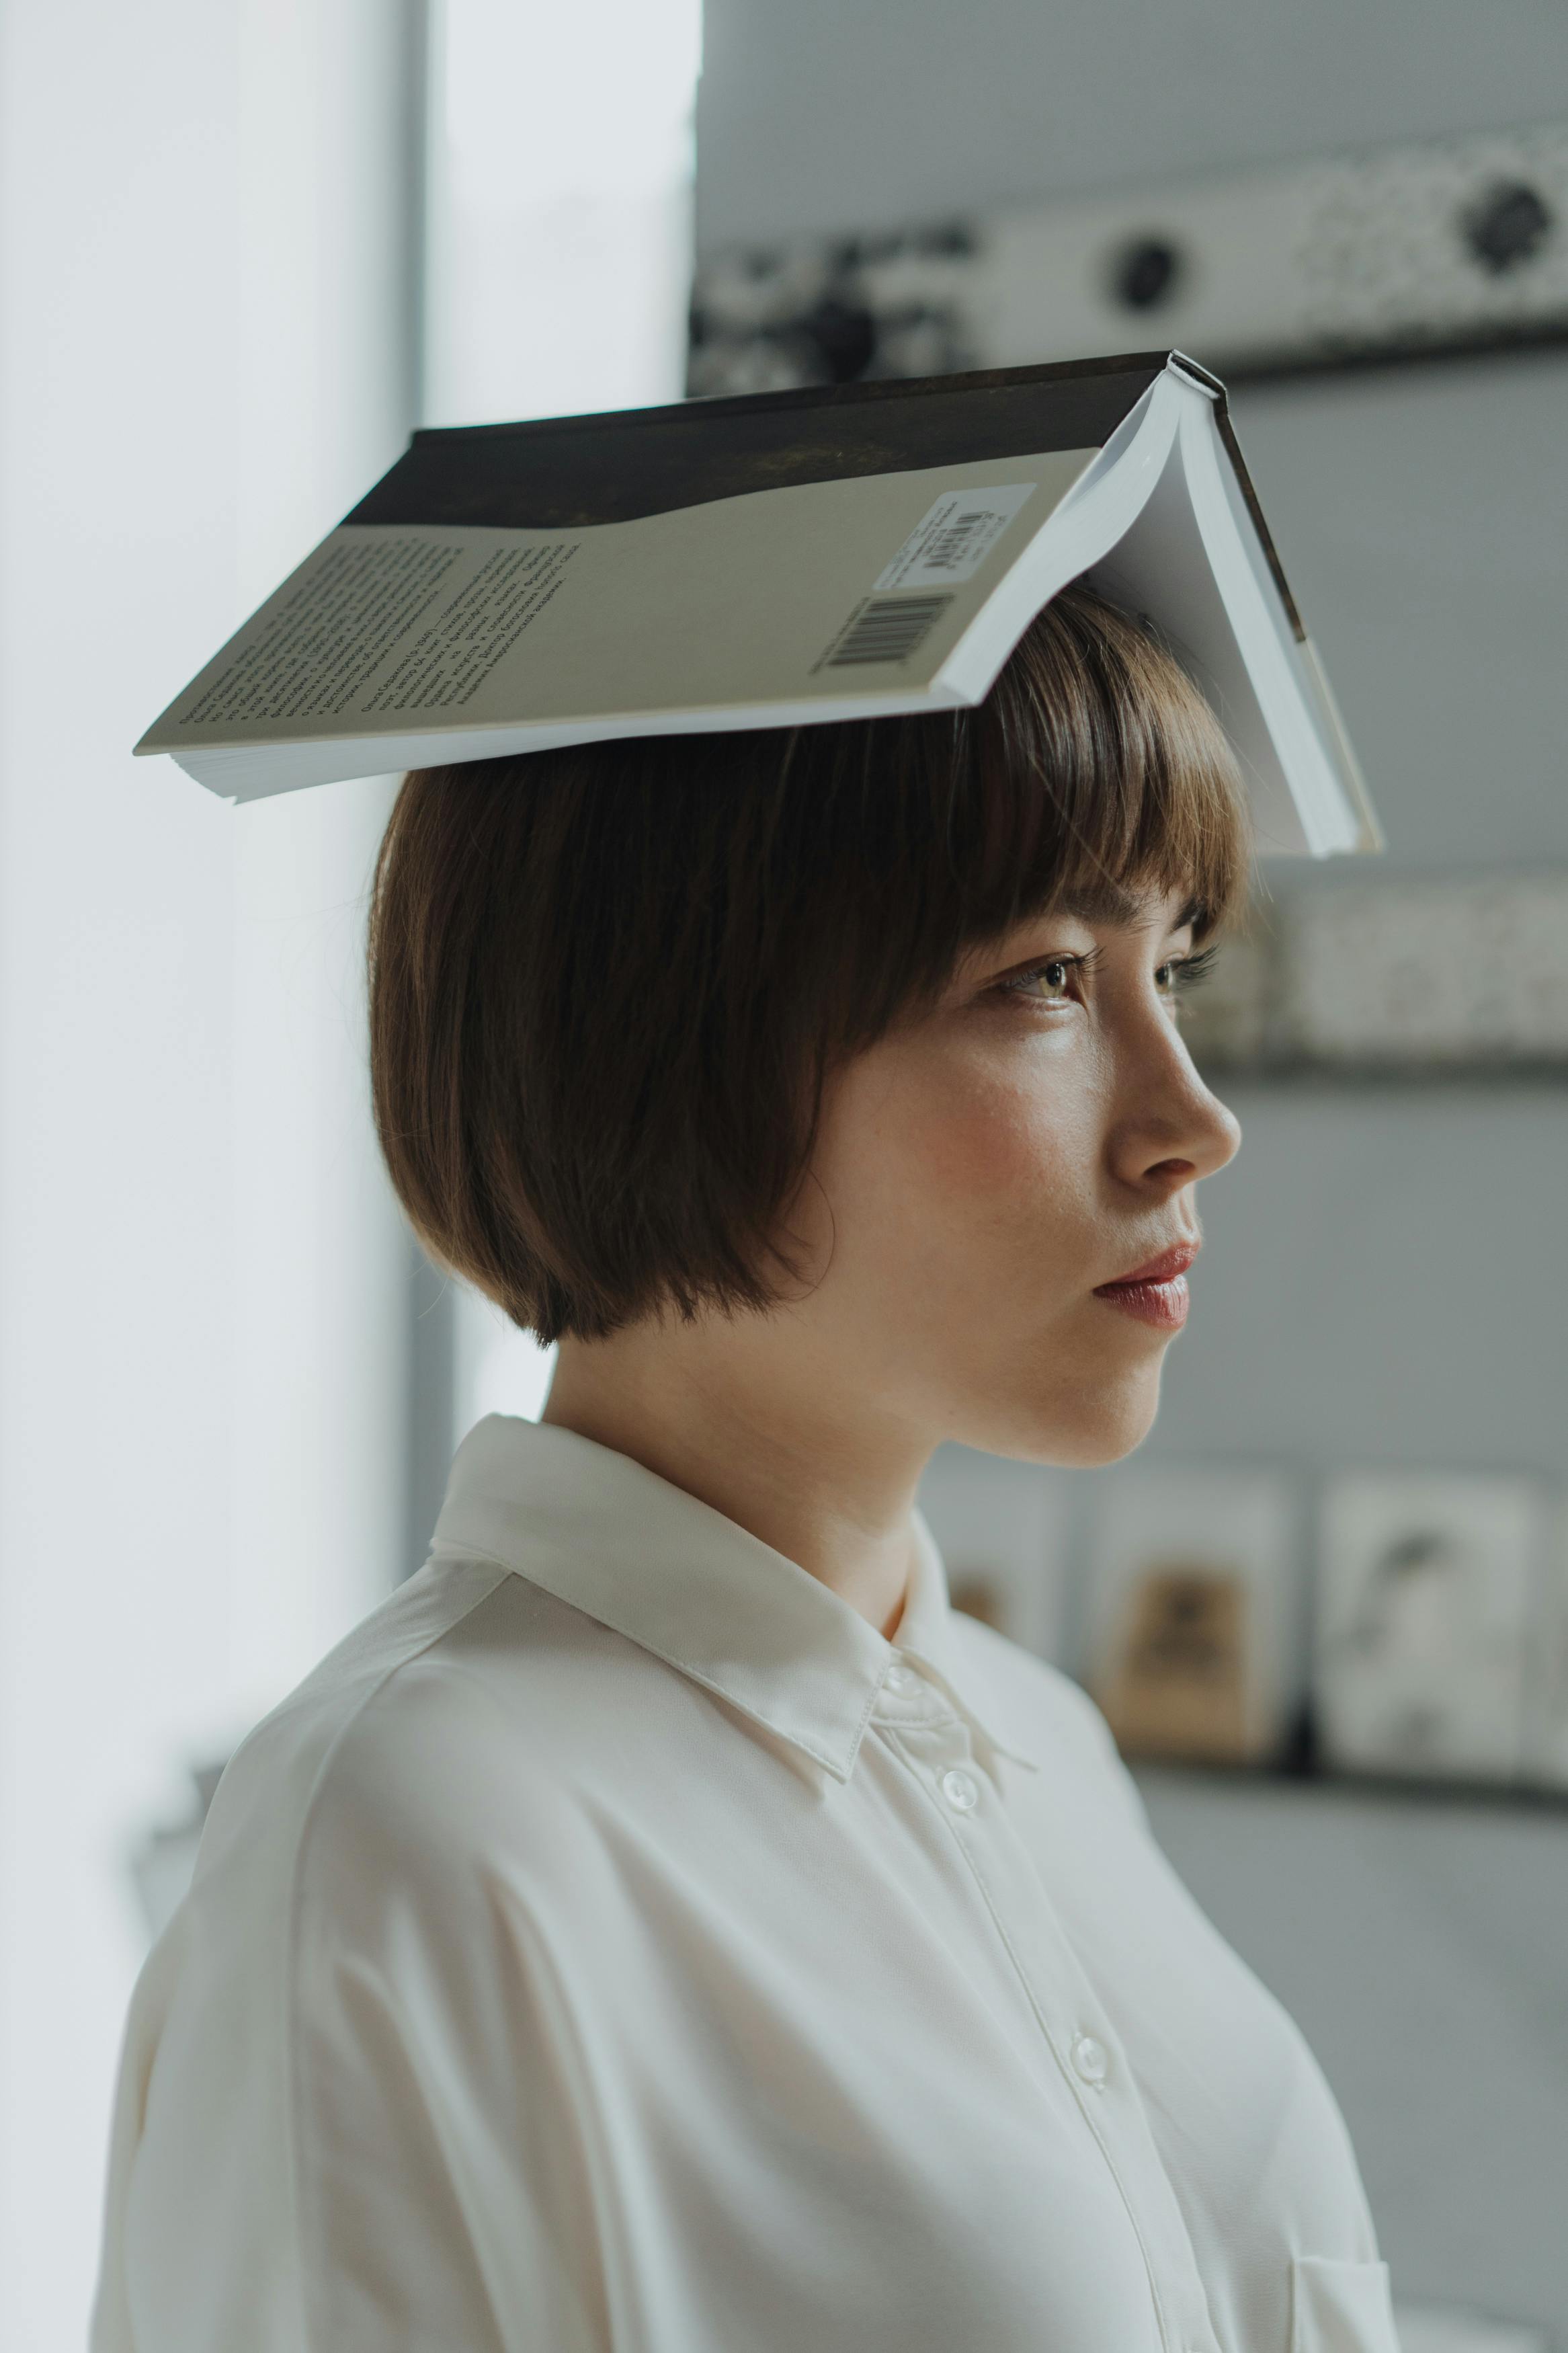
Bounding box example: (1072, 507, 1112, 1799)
(137, 351, 1380, 858)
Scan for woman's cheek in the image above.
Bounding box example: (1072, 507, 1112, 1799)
(910, 1079, 1084, 1216)
(819, 1036, 1090, 1246)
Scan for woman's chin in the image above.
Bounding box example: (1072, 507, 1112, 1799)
(958, 1357, 1167, 1468)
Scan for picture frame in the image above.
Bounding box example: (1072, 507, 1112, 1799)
(1315, 1472, 1544, 1784)
(1079, 1466, 1302, 1765)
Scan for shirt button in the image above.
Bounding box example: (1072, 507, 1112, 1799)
(940, 1768, 980, 1812)
(1071, 2033, 1109, 2087)
(886, 1659, 920, 1695)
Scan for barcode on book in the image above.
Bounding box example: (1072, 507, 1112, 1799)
(921, 512, 997, 573)
(872, 481, 1036, 593)
(822, 594, 955, 668)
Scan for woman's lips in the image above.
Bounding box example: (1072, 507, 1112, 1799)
(1092, 1242, 1198, 1330)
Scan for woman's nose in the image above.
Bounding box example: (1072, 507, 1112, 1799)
(1112, 1021, 1242, 1194)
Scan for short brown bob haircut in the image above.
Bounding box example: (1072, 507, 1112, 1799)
(369, 582, 1249, 1345)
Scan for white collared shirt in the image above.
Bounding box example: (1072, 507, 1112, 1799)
(94, 1416, 1398, 2353)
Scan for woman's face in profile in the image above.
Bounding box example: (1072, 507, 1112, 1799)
(788, 881, 1242, 1468)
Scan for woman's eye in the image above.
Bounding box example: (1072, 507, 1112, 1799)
(1009, 958, 1076, 1002)
(1157, 946, 1219, 997)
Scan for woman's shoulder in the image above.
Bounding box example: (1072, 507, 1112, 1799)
(194, 1553, 648, 1927)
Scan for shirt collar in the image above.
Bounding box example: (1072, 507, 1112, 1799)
(430, 1414, 1037, 1784)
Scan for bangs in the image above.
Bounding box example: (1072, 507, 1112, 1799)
(798, 579, 1253, 1056)
(965, 586, 1249, 947)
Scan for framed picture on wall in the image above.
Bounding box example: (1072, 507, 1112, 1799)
(916, 1447, 1069, 1660)
(1079, 1468, 1301, 1766)
(1315, 1472, 1543, 1784)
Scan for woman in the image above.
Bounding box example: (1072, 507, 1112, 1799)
(94, 585, 1397, 2352)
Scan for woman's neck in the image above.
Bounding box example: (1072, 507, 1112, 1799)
(541, 1317, 928, 1640)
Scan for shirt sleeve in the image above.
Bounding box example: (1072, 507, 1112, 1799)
(290, 1814, 611, 2353)
(94, 1681, 614, 2353)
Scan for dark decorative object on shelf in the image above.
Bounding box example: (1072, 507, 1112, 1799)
(1460, 177, 1555, 275)
(1111, 235, 1185, 311)
(789, 292, 878, 384)
(688, 222, 979, 399)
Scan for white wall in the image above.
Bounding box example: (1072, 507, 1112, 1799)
(425, 0, 701, 428)
(0, 3, 421, 2342)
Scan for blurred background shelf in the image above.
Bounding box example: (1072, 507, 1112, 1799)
(1137, 1755, 1568, 1815)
